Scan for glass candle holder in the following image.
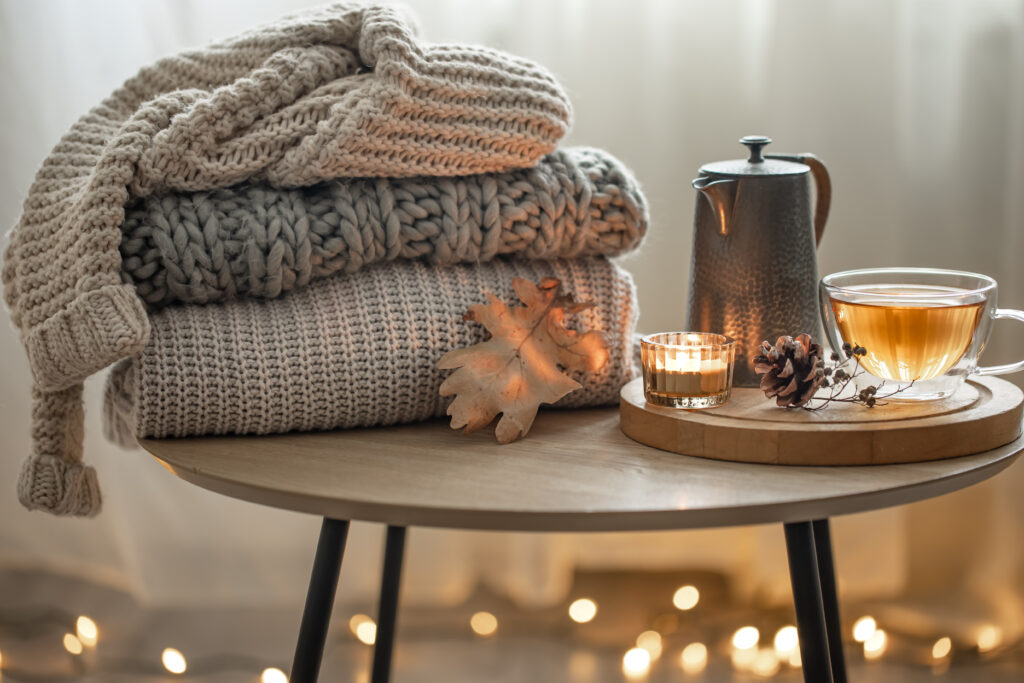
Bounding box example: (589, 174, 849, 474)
(640, 332, 736, 408)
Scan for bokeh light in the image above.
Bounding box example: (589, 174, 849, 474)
(864, 629, 887, 660)
(773, 625, 798, 656)
(470, 611, 498, 637)
(672, 585, 700, 611)
(161, 648, 187, 674)
(732, 626, 760, 650)
(636, 630, 662, 661)
(76, 616, 98, 648)
(680, 642, 708, 674)
(932, 636, 952, 660)
(977, 625, 1002, 653)
(356, 621, 377, 645)
(62, 633, 83, 655)
(349, 614, 372, 636)
(622, 647, 651, 679)
(853, 616, 876, 643)
(568, 598, 598, 624)
(261, 667, 288, 683)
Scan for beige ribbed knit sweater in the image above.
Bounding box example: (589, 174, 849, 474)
(104, 257, 637, 447)
(2, 3, 571, 516)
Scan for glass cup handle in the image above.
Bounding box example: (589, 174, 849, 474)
(976, 309, 1024, 376)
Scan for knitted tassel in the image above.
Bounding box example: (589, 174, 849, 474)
(17, 385, 101, 517)
(18, 456, 101, 517)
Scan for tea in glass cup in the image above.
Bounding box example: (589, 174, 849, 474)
(820, 268, 1024, 400)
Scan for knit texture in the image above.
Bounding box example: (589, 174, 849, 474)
(3, 3, 571, 516)
(121, 147, 646, 307)
(103, 257, 637, 444)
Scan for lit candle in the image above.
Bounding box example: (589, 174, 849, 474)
(641, 332, 736, 408)
(659, 348, 729, 395)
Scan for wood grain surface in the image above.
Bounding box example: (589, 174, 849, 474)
(619, 376, 1023, 466)
(140, 401, 1023, 532)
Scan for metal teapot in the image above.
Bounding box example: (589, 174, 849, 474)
(685, 136, 831, 387)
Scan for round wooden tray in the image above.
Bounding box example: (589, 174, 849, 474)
(619, 376, 1023, 465)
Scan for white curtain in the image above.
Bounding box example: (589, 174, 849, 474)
(1, 0, 1023, 632)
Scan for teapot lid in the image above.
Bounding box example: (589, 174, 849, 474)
(699, 136, 808, 177)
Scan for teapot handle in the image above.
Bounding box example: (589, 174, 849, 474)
(765, 153, 831, 247)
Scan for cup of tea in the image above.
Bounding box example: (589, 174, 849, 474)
(819, 267, 1024, 400)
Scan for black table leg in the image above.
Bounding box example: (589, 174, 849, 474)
(784, 521, 834, 683)
(372, 525, 407, 683)
(290, 517, 350, 683)
(813, 518, 848, 683)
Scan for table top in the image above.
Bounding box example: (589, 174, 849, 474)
(140, 407, 1023, 532)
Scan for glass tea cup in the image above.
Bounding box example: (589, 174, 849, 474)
(819, 267, 1024, 400)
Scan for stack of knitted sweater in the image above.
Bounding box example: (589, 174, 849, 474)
(3, 4, 648, 517)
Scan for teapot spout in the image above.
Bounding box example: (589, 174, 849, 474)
(692, 176, 737, 236)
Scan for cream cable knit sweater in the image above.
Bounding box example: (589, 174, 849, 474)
(2, 3, 571, 516)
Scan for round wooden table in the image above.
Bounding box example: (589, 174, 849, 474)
(141, 407, 1024, 683)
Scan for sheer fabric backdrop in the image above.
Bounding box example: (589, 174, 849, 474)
(1, 0, 1022, 633)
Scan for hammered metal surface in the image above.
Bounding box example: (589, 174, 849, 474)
(686, 174, 822, 387)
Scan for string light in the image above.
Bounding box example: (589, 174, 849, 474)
(635, 630, 662, 661)
(672, 585, 700, 611)
(161, 647, 187, 674)
(680, 642, 708, 674)
(977, 624, 1002, 653)
(261, 667, 288, 683)
(932, 636, 952, 660)
(773, 625, 798, 657)
(568, 598, 597, 624)
(349, 614, 372, 636)
(62, 633, 83, 655)
(864, 629, 887, 660)
(350, 612, 378, 645)
(76, 616, 98, 648)
(732, 626, 759, 650)
(469, 611, 498, 637)
(853, 616, 876, 643)
(2, 589, 1018, 679)
(622, 647, 651, 679)
(355, 621, 377, 645)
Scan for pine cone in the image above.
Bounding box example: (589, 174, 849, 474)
(753, 334, 826, 407)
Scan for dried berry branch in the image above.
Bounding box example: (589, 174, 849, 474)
(756, 337, 914, 410)
(805, 341, 914, 410)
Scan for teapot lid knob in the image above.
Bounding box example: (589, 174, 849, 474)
(740, 135, 772, 163)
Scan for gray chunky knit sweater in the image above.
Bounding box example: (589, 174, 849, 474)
(3, 3, 572, 516)
(121, 147, 646, 307)
(104, 257, 637, 446)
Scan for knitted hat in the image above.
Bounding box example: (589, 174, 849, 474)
(3, 2, 572, 517)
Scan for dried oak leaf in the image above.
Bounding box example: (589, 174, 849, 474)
(438, 277, 609, 443)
